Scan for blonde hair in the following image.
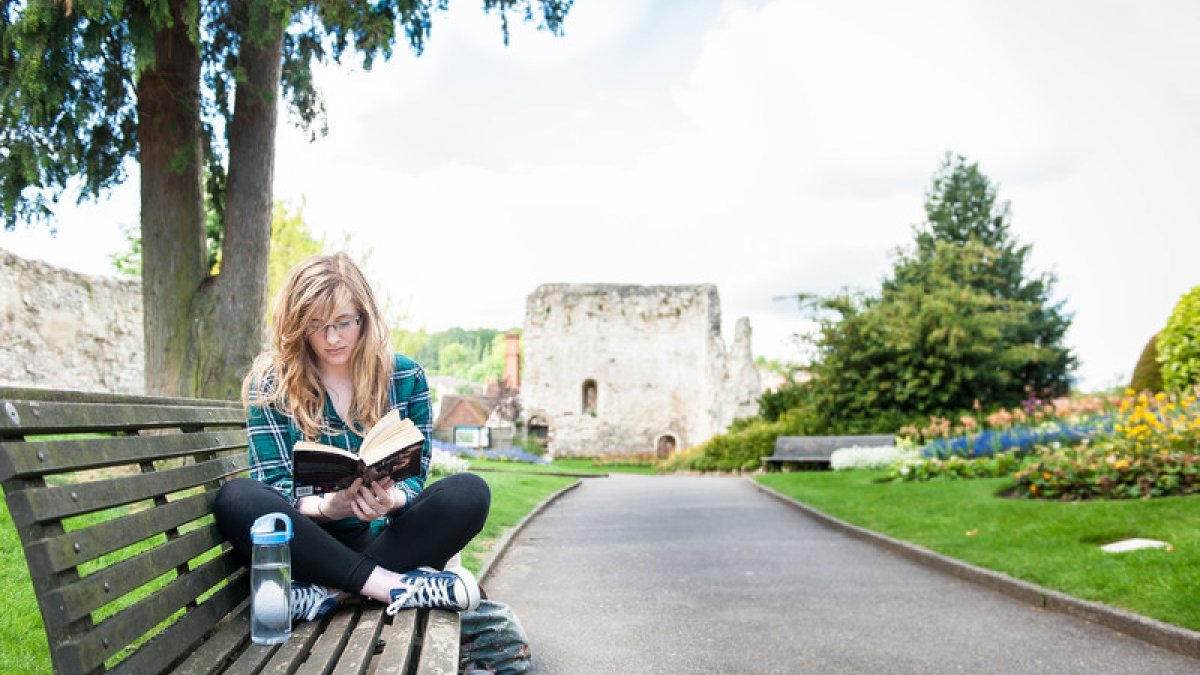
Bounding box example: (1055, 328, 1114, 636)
(242, 252, 393, 440)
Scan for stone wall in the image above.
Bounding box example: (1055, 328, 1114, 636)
(0, 249, 144, 393)
(521, 283, 760, 457)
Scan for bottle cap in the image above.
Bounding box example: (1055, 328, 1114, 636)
(250, 512, 293, 545)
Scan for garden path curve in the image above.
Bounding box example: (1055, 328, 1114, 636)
(483, 473, 1198, 674)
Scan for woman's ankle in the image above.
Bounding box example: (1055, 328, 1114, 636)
(360, 567, 404, 603)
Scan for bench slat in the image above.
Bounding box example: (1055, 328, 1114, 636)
(375, 609, 420, 675)
(339, 605, 388, 674)
(0, 399, 244, 436)
(113, 578, 250, 675)
(0, 430, 247, 480)
(42, 523, 228, 628)
(294, 603, 360, 675)
(222, 641, 279, 674)
(771, 434, 894, 459)
(167, 602, 251, 675)
(0, 386, 241, 408)
(26, 491, 218, 574)
(56, 550, 245, 674)
(7, 454, 247, 527)
(416, 610, 461, 675)
(256, 612, 329, 675)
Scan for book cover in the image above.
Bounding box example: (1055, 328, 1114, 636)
(293, 409, 425, 497)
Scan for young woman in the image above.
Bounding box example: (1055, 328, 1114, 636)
(214, 252, 490, 621)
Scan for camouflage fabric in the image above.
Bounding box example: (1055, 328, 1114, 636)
(459, 600, 531, 675)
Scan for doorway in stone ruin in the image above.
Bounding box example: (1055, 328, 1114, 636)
(654, 434, 678, 459)
(527, 415, 550, 443)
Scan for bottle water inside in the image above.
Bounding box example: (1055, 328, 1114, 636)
(250, 512, 293, 644)
(251, 561, 291, 644)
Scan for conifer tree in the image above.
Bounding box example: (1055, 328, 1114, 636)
(1, 0, 572, 398)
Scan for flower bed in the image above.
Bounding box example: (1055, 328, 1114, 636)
(885, 450, 1022, 482)
(830, 446, 905, 471)
(1011, 390, 1200, 499)
(431, 438, 550, 465)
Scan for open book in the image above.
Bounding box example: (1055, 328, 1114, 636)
(293, 409, 425, 497)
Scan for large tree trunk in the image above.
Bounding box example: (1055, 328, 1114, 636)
(188, 1, 284, 400)
(136, 0, 207, 397)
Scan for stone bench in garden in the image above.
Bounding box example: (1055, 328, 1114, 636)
(762, 434, 895, 470)
(0, 386, 459, 674)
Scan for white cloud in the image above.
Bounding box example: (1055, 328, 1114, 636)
(4, 0, 1199, 393)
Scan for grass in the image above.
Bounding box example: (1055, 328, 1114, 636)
(0, 470, 574, 672)
(756, 470, 1200, 631)
(466, 456, 657, 475)
(460, 471, 577, 574)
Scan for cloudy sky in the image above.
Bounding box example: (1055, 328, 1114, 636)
(3, 0, 1198, 392)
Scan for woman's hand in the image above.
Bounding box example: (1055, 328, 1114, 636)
(321, 478, 408, 521)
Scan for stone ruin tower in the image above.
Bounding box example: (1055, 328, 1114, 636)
(521, 284, 760, 457)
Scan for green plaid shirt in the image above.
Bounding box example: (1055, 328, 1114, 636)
(246, 354, 433, 515)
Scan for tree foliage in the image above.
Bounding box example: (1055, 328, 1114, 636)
(783, 154, 1076, 432)
(1159, 285, 1200, 391)
(1130, 332, 1163, 393)
(265, 199, 325, 317)
(395, 327, 514, 383)
(1, 0, 573, 397)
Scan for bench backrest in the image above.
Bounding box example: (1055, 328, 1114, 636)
(0, 387, 249, 675)
(771, 435, 895, 460)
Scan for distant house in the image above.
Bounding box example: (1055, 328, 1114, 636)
(432, 394, 496, 446)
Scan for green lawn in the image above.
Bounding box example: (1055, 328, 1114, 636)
(756, 470, 1200, 631)
(468, 456, 656, 475)
(0, 471, 574, 673)
(461, 472, 576, 573)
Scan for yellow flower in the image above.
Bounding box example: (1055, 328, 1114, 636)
(1114, 459, 1131, 470)
(1030, 484, 1039, 494)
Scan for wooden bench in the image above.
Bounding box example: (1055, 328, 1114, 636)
(0, 387, 460, 674)
(761, 434, 895, 471)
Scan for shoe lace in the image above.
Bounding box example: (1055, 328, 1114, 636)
(292, 584, 331, 622)
(386, 574, 455, 615)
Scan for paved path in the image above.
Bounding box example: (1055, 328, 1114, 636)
(483, 474, 1198, 674)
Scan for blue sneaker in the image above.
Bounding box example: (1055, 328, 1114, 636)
(292, 583, 339, 622)
(386, 567, 481, 614)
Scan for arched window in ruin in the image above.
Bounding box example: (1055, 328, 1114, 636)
(655, 434, 678, 459)
(582, 379, 598, 415)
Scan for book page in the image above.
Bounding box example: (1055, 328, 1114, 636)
(360, 413, 424, 466)
(361, 409, 402, 449)
(294, 441, 359, 461)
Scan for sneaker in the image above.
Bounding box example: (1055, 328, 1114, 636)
(386, 566, 481, 615)
(292, 583, 339, 622)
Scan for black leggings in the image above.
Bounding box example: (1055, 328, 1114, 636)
(213, 473, 490, 594)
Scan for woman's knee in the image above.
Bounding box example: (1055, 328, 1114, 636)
(425, 472, 490, 525)
(213, 477, 282, 523)
(448, 472, 491, 514)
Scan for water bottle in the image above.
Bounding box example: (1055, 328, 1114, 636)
(250, 512, 293, 644)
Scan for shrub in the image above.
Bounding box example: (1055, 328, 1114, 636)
(1130, 332, 1163, 393)
(1160, 286, 1200, 390)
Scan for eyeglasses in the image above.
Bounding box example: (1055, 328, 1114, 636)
(309, 315, 362, 337)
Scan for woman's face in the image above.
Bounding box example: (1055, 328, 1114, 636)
(306, 301, 362, 373)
